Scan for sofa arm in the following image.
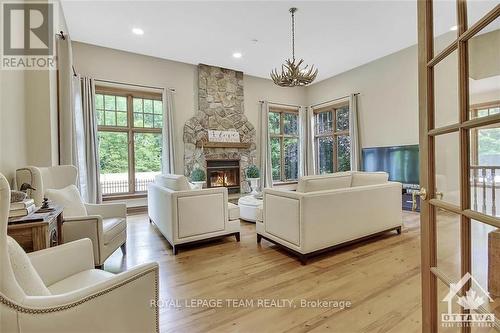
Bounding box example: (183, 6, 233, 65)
(28, 239, 94, 287)
(62, 215, 103, 264)
(85, 202, 126, 219)
(172, 186, 228, 198)
(17, 263, 159, 333)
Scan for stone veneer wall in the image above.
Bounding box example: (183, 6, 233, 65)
(183, 64, 257, 192)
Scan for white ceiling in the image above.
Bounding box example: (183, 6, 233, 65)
(60, 0, 497, 83)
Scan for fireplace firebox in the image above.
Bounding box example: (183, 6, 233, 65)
(206, 159, 240, 194)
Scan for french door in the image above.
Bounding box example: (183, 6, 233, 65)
(418, 1, 500, 332)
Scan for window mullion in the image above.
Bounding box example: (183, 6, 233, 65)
(127, 95, 135, 194)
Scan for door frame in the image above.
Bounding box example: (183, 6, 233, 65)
(418, 1, 500, 332)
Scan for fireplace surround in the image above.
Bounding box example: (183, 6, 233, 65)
(206, 159, 240, 194)
(183, 64, 257, 194)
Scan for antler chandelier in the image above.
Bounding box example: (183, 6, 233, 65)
(271, 7, 318, 87)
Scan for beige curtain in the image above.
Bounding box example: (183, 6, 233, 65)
(76, 77, 101, 203)
(162, 89, 176, 174)
(349, 94, 361, 171)
(306, 106, 316, 175)
(56, 36, 77, 166)
(259, 102, 273, 188)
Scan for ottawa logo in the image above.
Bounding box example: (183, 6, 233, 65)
(442, 273, 496, 328)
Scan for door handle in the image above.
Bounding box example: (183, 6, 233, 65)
(411, 187, 427, 211)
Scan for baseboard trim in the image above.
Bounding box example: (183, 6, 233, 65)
(127, 206, 147, 215)
(257, 225, 402, 265)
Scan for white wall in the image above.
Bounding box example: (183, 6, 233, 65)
(0, 70, 28, 183)
(72, 42, 307, 174)
(306, 44, 419, 149)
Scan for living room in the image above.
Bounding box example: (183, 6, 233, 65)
(0, 1, 499, 332)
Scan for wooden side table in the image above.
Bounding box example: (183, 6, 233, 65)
(7, 206, 63, 253)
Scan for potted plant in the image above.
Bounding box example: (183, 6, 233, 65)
(190, 167, 206, 190)
(246, 164, 260, 195)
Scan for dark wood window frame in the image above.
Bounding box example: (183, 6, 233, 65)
(96, 86, 162, 199)
(314, 101, 350, 173)
(269, 107, 300, 184)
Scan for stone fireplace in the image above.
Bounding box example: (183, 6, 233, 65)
(183, 64, 257, 193)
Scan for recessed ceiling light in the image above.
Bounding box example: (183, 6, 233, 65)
(450, 25, 458, 31)
(233, 52, 242, 59)
(132, 28, 144, 35)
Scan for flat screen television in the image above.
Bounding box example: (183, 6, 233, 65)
(362, 145, 419, 185)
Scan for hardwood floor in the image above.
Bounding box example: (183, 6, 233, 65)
(104, 211, 428, 333)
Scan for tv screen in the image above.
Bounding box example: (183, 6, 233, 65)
(362, 145, 419, 184)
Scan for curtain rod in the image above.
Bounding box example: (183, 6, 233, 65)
(310, 93, 359, 108)
(94, 78, 175, 92)
(259, 100, 301, 108)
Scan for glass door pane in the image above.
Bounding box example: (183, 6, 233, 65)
(435, 132, 461, 207)
(467, 0, 499, 28)
(436, 209, 461, 282)
(435, 50, 459, 128)
(433, 0, 457, 55)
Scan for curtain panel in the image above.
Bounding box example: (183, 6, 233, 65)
(162, 89, 176, 175)
(306, 106, 316, 175)
(349, 93, 361, 171)
(298, 106, 316, 176)
(56, 37, 77, 166)
(259, 102, 273, 188)
(77, 77, 102, 203)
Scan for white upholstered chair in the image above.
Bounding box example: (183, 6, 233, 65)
(16, 166, 127, 267)
(147, 174, 240, 254)
(0, 173, 159, 332)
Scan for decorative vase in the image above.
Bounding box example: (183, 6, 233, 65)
(248, 178, 260, 196)
(192, 181, 205, 190)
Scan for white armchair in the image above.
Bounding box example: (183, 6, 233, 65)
(16, 166, 127, 267)
(0, 173, 159, 333)
(148, 174, 240, 254)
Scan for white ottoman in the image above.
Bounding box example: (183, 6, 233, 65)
(238, 195, 263, 222)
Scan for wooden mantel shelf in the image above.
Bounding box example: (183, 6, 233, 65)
(196, 141, 251, 149)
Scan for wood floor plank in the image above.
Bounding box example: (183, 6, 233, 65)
(104, 212, 426, 333)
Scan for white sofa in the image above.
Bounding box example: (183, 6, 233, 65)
(256, 171, 402, 264)
(147, 174, 240, 254)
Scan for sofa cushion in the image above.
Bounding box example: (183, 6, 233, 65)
(48, 269, 114, 295)
(154, 174, 191, 191)
(351, 172, 389, 187)
(296, 172, 352, 193)
(103, 217, 127, 244)
(7, 236, 51, 296)
(228, 203, 240, 220)
(45, 185, 87, 218)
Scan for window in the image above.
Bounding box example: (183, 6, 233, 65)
(95, 88, 163, 196)
(314, 103, 351, 174)
(470, 101, 500, 167)
(268, 108, 299, 183)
